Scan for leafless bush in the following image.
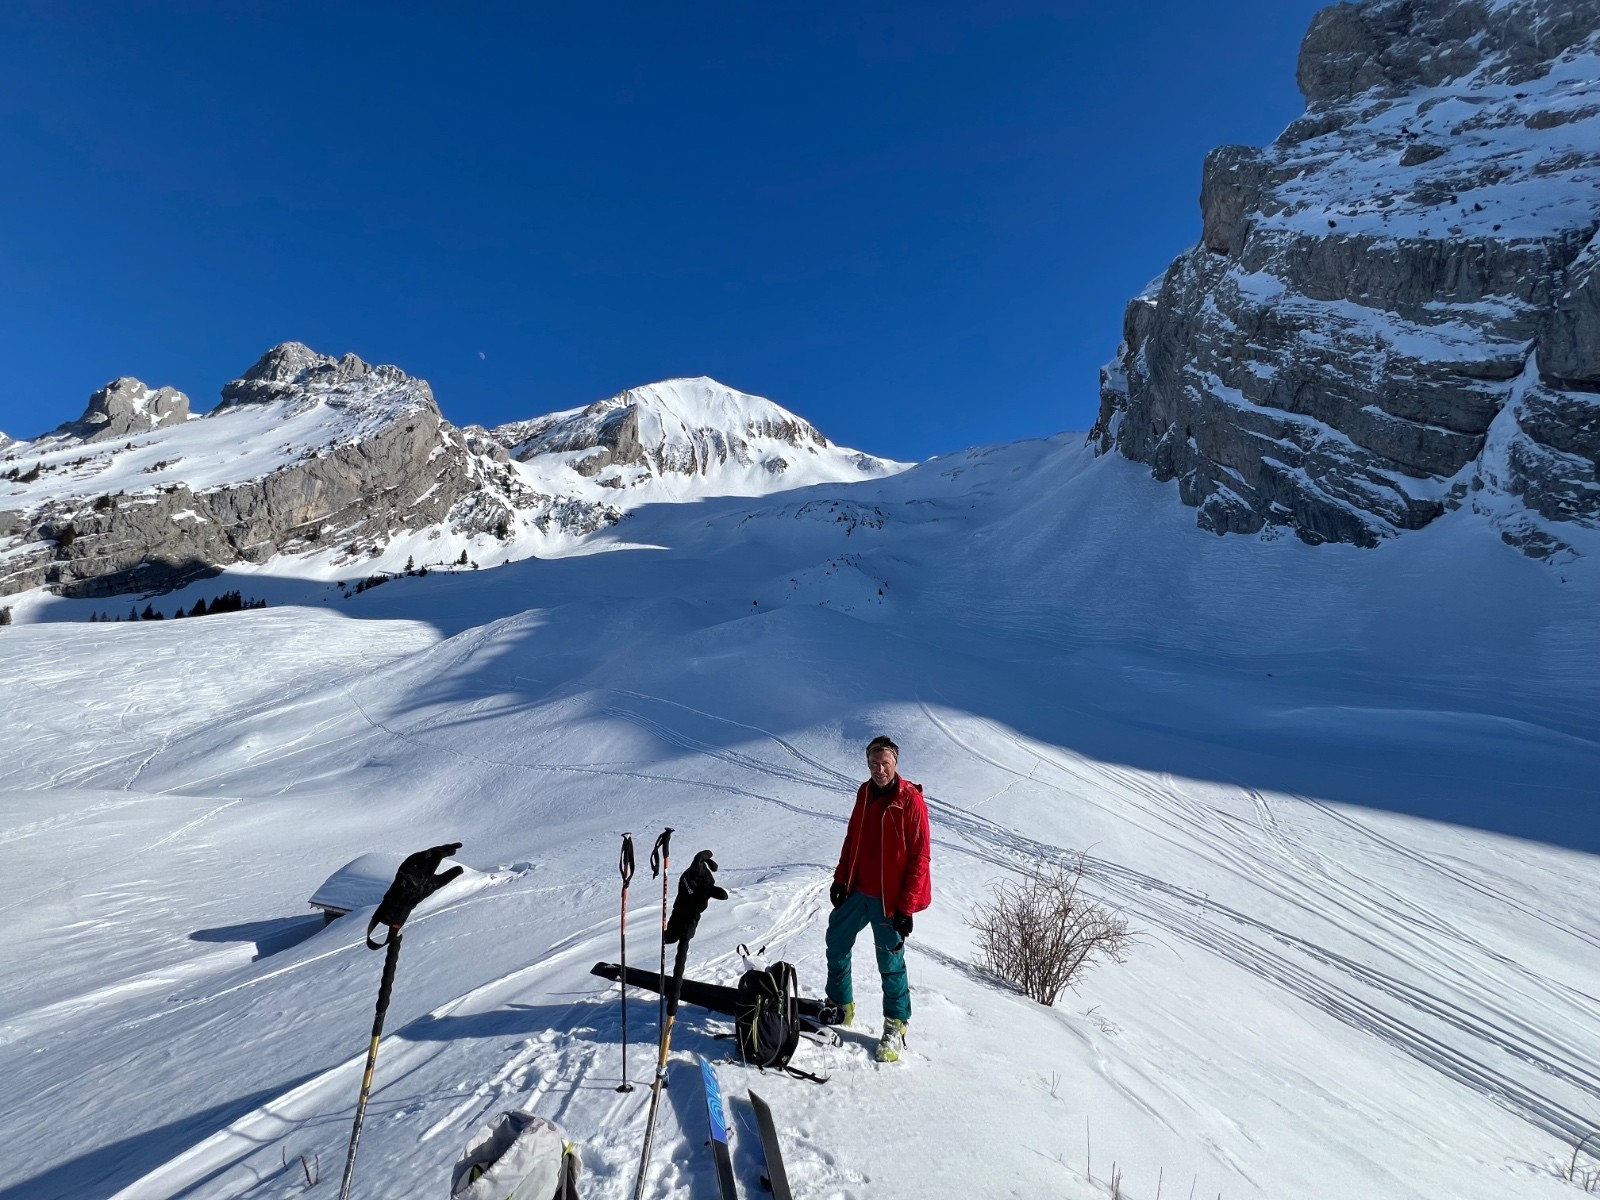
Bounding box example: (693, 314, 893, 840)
(1562, 1131, 1600, 1192)
(283, 1148, 320, 1188)
(968, 858, 1136, 1006)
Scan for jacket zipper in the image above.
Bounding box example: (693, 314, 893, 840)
(845, 781, 902, 913)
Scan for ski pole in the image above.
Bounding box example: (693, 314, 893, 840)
(617, 831, 636, 1093)
(338, 927, 402, 1200)
(337, 842, 464, 1200)
(632, 849, 726, 1200)
(649, 827, 674, 1038)
(632, 933, 689, 1200)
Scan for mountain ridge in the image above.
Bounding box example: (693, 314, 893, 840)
(0, 346, 904, 599)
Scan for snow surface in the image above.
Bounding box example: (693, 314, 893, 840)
(0, 437, 1597, 1200)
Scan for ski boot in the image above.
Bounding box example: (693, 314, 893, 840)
(876, 1018, 907, 1063)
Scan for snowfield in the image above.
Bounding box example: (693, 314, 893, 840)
(0, 436, 1596, 1200)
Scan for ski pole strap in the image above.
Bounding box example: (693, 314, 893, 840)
(650, 827, 674, 878)
(620, 832, 635, 886)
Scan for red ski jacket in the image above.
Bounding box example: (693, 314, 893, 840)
(833, 776, 932, 917)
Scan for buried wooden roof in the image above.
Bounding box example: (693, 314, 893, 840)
(308, 853, 397, 917)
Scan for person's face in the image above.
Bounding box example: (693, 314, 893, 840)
(868, 749, 898, 788)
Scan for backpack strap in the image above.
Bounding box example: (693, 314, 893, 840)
(782, 1063, 831, 1085)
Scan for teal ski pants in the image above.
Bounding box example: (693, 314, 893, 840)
(825, 890, 910, 1022)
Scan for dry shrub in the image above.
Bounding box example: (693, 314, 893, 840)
(969, 857, 1136, 1005)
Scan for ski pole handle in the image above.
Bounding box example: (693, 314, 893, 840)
(620, 832, 635, 887)
(649, 827, 673, 879)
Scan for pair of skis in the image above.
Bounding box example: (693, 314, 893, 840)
(700, 1054, 792, 1200)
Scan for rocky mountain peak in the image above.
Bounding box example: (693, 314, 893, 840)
(47, 377, 191, 444)
(219, 342, 429, 415)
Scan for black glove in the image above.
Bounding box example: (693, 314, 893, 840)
(663, 849, 728, 945)
(367, 842, 464, 947)
(830, 882, 848, 908)
(892, 912, 913, 938)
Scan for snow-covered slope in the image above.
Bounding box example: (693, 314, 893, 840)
(494, 377, 906, 504)
(1, 434, 1595, 1200)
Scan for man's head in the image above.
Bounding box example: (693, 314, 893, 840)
(866, 735, 899, 788)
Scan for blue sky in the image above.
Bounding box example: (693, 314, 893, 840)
(0, 1, 1326, 462)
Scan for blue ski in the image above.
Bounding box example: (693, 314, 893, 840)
(699, 1055, 738, 1200)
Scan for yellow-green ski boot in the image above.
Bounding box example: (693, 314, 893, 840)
(876, 1018, 907, 1063)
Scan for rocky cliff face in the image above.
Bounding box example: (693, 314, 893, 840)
(0, 344, 610, 598)
(1093, 0, 1600, 557)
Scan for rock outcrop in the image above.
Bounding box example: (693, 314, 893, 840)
(1093, 0, 1600, 556)
(46, 378, 192, 443)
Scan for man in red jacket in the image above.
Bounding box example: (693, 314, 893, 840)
(825, 735, 932, 1062)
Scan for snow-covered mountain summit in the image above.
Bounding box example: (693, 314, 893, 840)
(1094, 0, 1600, 558)
(492, 377, 904, 499)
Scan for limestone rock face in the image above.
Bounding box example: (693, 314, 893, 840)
(51, 378, 193, 443)
(0, 343, 605, 598)
(1094, 0, 1600, 556)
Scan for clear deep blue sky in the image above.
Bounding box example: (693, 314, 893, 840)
(0, 1, 1326, 462)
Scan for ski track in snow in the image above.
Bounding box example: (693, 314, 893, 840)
(908, 715, 1600, 1147)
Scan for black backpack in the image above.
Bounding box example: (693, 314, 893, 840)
(728, 960, 832, 1083)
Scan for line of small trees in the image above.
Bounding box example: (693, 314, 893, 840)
(87, 590, 268, 622)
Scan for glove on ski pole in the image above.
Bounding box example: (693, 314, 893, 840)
(664, 850, 729, 945)
(365, 841, 464, 949)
